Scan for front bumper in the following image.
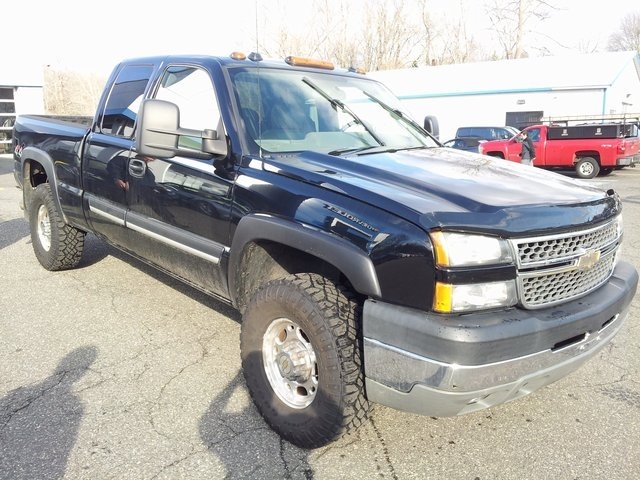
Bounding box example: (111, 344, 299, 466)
(363, 260, 638, 417)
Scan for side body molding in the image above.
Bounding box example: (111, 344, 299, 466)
(228, 214, 382, 304)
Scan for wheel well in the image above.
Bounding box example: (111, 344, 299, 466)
(22, 159, 49, 216)
(574, 152, 600, 163)
(25, 159, 49, 187)
(234, 240, 353, 313)
(486, 152, 504, 159)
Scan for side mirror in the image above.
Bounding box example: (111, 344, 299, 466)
(136, 99, 179, 158)
(423, 115, 440, 140)
(202, 116, 228, 156)
(135, 99, 228, 158)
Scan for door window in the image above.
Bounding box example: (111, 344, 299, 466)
(154, 66, 222, 153)
(528, 128, 541, 142)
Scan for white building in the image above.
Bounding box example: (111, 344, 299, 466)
(370, 51, 640, 141)
(0, 65, 44, 152)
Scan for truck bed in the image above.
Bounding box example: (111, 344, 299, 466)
(13, 115, 90, 189)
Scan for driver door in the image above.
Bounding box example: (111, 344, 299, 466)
(124, 65, 234, 298)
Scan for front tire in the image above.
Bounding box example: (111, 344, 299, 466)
(240, 273, 369, 448)
(575, 157, 600, 179)
(29, 183, 85, 271)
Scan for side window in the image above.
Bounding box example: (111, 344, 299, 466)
(528, 128, 541, 142)
(100, 65, 153, 137)
(154, 66, 221, 152)
(474, 128, 488, 138)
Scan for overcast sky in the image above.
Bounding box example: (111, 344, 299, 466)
(7, 0, 640, 77)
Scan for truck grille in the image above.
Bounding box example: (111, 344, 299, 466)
(511, 218, 622, 309)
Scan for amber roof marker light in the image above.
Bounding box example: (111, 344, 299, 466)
(285, 56, 335, 70)
(230, 51, 247, 61)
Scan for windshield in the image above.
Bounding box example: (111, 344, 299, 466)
(229, 66, 439, 155)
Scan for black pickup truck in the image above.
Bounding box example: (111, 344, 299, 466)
(12, 53, 638, 448)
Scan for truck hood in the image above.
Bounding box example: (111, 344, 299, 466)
(262, 147, 620, 235)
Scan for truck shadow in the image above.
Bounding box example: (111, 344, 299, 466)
(76, 232, 111, 267)
(0, 157, 14, 176)
(100, 242, 318, 475)
(198, 366, 315, 479)
(0, 218, 29, 250)
(104, 242, 241, 323)
(0, 345, 98, 479)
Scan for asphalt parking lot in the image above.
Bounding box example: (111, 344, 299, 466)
(1, 153, 639, 479)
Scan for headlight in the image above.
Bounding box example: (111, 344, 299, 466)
(434, 280, 518, 313)
(430, 231, 513, 267)
(615, 214, 624, 264)
(431, 231, 517, 313)
(615, 214, 624, 237)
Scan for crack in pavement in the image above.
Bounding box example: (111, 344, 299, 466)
(278, 437, 315, 480)
(370, 416, 399, 480)
(0, 373, 65, 431)
(148, 447, 208, 480)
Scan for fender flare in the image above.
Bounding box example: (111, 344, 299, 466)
(228, 214, 382, 305)
(20, 146, 68, 223)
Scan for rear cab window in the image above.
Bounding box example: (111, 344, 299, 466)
(99, 65, 154, 138)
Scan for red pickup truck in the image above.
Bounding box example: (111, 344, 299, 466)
(479, 124, 640, 178)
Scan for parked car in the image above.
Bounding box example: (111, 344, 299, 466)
(442, 136, 486, 152)
(456, 126, 520, 141)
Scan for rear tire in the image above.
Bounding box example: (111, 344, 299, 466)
(575, 157, 600, 179)
(240, 273, 369, 448)
(29, 184, 85, 271)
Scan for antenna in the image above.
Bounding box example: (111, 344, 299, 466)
(254, 0, 260, 54)
(254, 0, 263, 157)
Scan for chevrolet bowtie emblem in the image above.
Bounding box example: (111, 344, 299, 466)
(576, 249, 601, 271)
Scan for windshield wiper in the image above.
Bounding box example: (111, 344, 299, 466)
(362, 90, 435, 141)
(329, 145, 432, 157)
(328, 146, 381, 156)
(302, 77, 385, 146)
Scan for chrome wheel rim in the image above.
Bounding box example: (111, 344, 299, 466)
(263, 317, 318, 409)
(579, 162, 594, 176)
(37, 204, 52, 251)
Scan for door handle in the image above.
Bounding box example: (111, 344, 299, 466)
(129, 158, 147, 177)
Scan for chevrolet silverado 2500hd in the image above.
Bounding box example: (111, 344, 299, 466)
(12, 53, 638, 448)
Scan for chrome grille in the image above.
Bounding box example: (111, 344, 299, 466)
(516, 221, 619, 268)
(520, 251, 616, 307)
(511, 218, 621, 309)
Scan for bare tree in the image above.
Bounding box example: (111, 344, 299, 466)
(260, 0, 360, 67)
(307, 0, 361, 68)
(484, 0, 552, 59)
(44, 68, 105, 115)
(359, 0, 422, 70)
(404, 0, 496, 66)
(432, 15, 485, 64)
(412, 0, 433, 66)
(608, 11, 640, 53)
(290, 0, 361, 67)
(259, 0, 429, 71)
